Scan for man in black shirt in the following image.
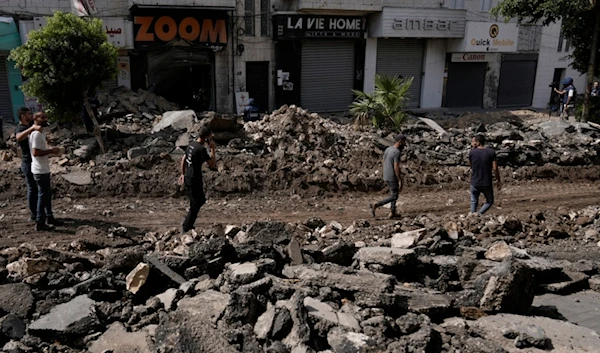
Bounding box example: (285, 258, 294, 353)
(179, 127, 216, 232)
(14, 107, 41, 221)
(469, 135, 501, 215)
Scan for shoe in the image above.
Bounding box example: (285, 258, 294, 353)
(389, 213, 402, 220)
(47, 217, 63, 226)
(369, 204, 377, 218)
(29, 215, 37, 222)
(36, 223, 55, 231)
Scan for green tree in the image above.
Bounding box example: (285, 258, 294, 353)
(350, 75, 413, 129)
(9, 11, 118, 152)
(491, 0, 600, 122)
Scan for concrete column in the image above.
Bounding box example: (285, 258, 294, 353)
(483, 53, 502, 109)
(420, 39, 446, 108)
(363, 37, 377, 93)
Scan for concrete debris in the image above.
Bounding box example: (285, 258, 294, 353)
(28, 295, 98, 339)
(125, 262, 150, 294)
(61, 171, 93, 186)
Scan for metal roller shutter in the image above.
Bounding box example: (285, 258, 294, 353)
(497, 54, 538, 107)
(301, 40, 355, 112)
(445, 62, 486, 108)
(0, 57, 12, 121)
(376, 39, 424, 108)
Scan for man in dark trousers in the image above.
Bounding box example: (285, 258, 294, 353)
(29, 111, 62, 231)
(179, 127, 216, 232)
(370, 134, 406, 219)
(15, 107, 41, 222)
(469, 135, 501, 216)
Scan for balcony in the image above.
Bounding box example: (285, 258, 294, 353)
(296, 0, 383, 13)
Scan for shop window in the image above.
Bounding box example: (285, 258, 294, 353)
(245, 0, 255, 36)
(565, 39, 570, 52)
(448, 0, 465, 9)
(481, 0, 492, 12)
(557, 30, 564, 52)
(260, 0, 269, 37)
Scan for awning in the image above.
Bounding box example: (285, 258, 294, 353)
(0, 17, 21, 51)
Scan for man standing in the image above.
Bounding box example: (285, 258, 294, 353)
(554, 77, 576, 120)
(15, 107, 41, 221)
(179, 127, 216, 232)
(29, 112, 62, 231)
(469, 135, 501, 216)
(370, 134, 406, 219)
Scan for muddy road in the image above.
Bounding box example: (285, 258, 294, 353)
(1, 180, 598, 249)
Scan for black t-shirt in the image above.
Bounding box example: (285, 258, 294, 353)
(14, 123, 32, 163)
(469, 147, 496, 187)
(184, 141, 211, 183)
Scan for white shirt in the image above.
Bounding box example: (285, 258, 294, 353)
(29, 131, 50, 174)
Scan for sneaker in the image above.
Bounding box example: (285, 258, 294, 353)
(47, 217, 63, 226)
(369, 204, 377, 218)
(29, 215, 37, 222)
(389, 213, 402, 220)
(36, 223, 55, 231)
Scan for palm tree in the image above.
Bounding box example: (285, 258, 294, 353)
(350, 75, 413, 129)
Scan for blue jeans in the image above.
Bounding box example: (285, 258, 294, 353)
(33, 173, 53, 224)
(470, 185, 494, 215)
(21, 161, 38, 218)
(376, 180, 399, 214)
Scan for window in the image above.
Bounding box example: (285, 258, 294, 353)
(260, 0, 269, 37)
(557, 30, 564, 52)
(565, 39, 571, 52)
(448, 0, 465, 9)
(481, 0, 492, 12)
(245, 0, 255, 36)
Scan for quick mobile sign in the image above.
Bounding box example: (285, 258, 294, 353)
(273, 15, 366, 39)
(131, 7, 228, 50)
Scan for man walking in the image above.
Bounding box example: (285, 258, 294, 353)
(15, 107, 41, 222)
(469, 135, 501, 216)
(29, 112, 62, 231)
(179, 127, 216, 232)
(370, 134, 406, 219)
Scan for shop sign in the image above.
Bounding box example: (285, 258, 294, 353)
(460, 22, 518, 52)
(273, 15, 366, 39)
(371, 8, 466, 38)
(117, 56, 131, 89)
(132, 7, 228, 50)
(102, 18, 132, 48)
(451, 53, 492, 62)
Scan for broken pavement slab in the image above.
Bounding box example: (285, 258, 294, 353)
(88, 322, 153, 353)
(0, 283, 34, 319)
(152, 110, 196, 133)
(418, 117, 448, 135)
(61, 171, 93, 186)
(473, 313, 600, 353)
(533, 291, 600, 335)
(28, 295, 99, 339)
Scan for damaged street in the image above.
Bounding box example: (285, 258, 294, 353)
(2, 101, 600, 353)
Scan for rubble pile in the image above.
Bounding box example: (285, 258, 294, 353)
(3, 104, 600, 198)
(96, 87, 181, 133)
(2, 206, 600, 352)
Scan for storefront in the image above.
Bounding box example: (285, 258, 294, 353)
(447, 22, 530, 108)
(0, 16, 25, 122)
(367, 8, 466, 108)
(130, 5, 229, 112)
(273, 15, 367, 112)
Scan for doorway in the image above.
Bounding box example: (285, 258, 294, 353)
(246, 62, 269, 113)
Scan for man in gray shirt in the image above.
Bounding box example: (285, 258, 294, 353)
(370, 134, 406, 218)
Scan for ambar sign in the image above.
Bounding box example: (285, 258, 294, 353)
(133, 14, 227, 48)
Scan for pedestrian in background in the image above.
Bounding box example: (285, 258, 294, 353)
(469, 135, 501, 216)
(370, 134, 406, 219)
(15, 107, 41, 222)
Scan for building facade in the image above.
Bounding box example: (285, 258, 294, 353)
(0, 0, 587, 115)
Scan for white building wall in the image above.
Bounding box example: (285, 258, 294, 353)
(420, 39, 446, 108)
(531, 21, 586, 109)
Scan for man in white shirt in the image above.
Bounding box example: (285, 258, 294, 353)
(29, 112, 62, 231)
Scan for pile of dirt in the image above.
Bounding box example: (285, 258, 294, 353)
(1, 206, 600, 352)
